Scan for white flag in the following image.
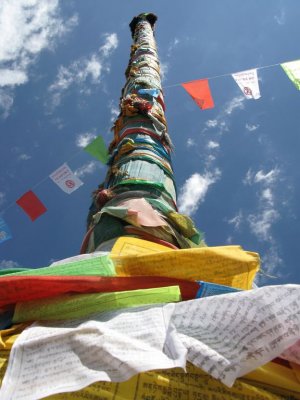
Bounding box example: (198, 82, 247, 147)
(50, 163, 83, 194)
(232, 68, 261, 99)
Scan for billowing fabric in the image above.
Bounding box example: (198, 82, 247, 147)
(1, 236, 300, 398)
(1, 286, 300, 399)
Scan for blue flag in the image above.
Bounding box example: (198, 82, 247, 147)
(196, 281, 240, 298)
(0, 217, 12, 244)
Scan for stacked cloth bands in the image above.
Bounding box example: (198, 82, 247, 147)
(83, 13, 204, 253)
(1, 13, 300, 400)
(1, 236, 300, 399)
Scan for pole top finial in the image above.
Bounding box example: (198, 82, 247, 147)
(129, 13, 157, 37)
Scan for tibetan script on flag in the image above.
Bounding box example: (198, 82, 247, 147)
(232, 69, 261, 99)
(50, 163, 83, 194)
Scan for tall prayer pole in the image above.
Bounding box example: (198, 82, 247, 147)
(82, 13, 203, 253)
(1, 13, 297, 400)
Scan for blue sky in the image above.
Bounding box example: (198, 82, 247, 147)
(0, 0, 299, 285)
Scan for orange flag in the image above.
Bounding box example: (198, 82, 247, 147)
(181, 79, 214, 110)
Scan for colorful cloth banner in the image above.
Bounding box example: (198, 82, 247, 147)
(50, 163, 83, 194)
(281, 59, 300, 90)
(16, 190, 47, 221)
(0, 275, 199, 307)
(12, 286, 181, 322)
(84, 135, 109, 164)
(0, 217, 12, 244)
(1, 285, 299, 399)
(181, 79, 214, 109)
(232, 69, 261, 99)
(196, 281, 240, 297)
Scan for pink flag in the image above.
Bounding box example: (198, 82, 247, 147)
(16, 190, 47, 221)
(182, 79, 214, 109)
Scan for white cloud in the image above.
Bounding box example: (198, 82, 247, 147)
(274, 9, 286, 25)
(243, 169, 254, 185)
(99, 33, 118, 57)
(48, 32, 118, 109)
(228, 211, 243, 230)
(159, 62, 168, 81)
(178, 169, 221, 216)
(243, 169, 253, 185)
(219, 121, 229, 132)
(167, 37, 180, 57)
(75, 161, 98, 178)
(76, 132, 96, 148)
(243, 165, 282, 277)
(248, 208, 279, 242)
(224, 96, 245, 115)
(261, 188, 273, 205)
(260, 246, 283, 278)
(254, 169, 279, 184)
(160, 37, 180, 80)
(206, 119, 218, 128)
(226, 236, 233, 244)
(0, 0, 78, 115)
(0, 69, 27, 87)
(0, 88, 13, 118)
(231, 167, 281, 277)
(207, 140, 219, 149)
(18, 153, 31, 160)
(245, 123, 259, 132)
(186, 138, 195, 148)
(202, 98, 242, 135)
(243, 168, 280, 186)
(0, 259, 20, 269)
(109, 100, 119, 123)
(206, 154, 216, 164)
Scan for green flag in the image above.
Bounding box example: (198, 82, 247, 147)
(84, 135, 109, 164)
(281, 60, 300, 90)
(1, 254, 115, 277)
(13, 286, 181, 322)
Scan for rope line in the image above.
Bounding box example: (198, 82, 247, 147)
(163, 59, 296, 89)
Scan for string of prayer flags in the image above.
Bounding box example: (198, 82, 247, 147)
(232, 69, 261, 99)
(16, 190, 47, 221)
(181, 79, 214, 110)
(281, 59, 300, 90)
(0, 217, 12, 244)
(84, 135, 109, 164)
(50, 163, 83, 194)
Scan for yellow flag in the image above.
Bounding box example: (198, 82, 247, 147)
(113, 245, 259, 290)
(111, 236, 171, 256)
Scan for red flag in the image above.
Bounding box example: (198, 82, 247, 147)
(16, 190, 47, 221)
(181, 79, 214, 109)
(0, 275, 200, 307)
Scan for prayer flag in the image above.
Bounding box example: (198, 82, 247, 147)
(84, 135, 109, 164)
(0, 217, 12, 244)
(281, 59, 300, 90)
(181, 79, 214, 110)
(50, 163, 83, 194)
(232, 69, 261, 99)
(0, 275, 199, 307)
(16, 191, 47, 221)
